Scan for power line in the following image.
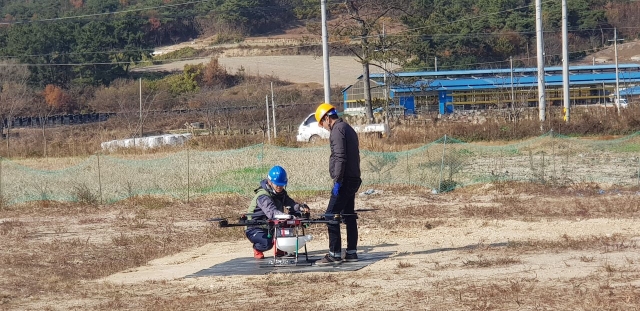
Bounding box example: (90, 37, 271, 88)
(1, 24, 629, 65)
(0, 0, 632, 71)
(398, 46, 620, 72)
(0, 0, 211, 25)
(0, 0, 346, 25)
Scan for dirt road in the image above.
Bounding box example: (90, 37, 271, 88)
(136, 55, 393, 87)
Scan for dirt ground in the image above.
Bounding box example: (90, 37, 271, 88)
(136, 29, 395, 87)
(141, 30, 640, 88)
(2, 183, 640, 310)
(574, 40, 640, 65)
(137, 54, 387, 87)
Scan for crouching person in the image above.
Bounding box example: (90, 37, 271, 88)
(246, 165, 310, 259)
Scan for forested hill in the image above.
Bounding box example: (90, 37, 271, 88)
(0, 0, 307, 87)
(0, 0, 639, 89)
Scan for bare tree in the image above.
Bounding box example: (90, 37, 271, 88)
(32, 93, 56, 157)
(333, 0, 409, 123)
(0, 61, 32, 156)
(89, 79, 169, 139)
(89, 80, 140, 138)
(191, 86, 226, 134)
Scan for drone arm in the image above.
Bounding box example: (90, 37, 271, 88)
(208, 218, 269, 228)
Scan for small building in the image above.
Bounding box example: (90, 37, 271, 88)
(342, 64, 640, 115)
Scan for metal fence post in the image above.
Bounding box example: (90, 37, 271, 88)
(97, 153, 102, 205)
(438, 135, 447, 192)
(187, 147, 190, 203)
(406, 152, 410, 185)
(0, 157, 3, 206)
(551, 130, 556, 183)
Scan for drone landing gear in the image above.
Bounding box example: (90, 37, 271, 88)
(261, 220, 313, 268)
(263, 256, 313, 268)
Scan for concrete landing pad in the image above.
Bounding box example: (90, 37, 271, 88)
(185, 251, 394, 277)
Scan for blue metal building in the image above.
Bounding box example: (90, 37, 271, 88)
(342, 64, 640, 115)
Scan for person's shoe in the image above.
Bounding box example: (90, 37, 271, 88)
(344, 253, 358, 262)
(275, 249, 286, 257)
(316, 254, 343, 266)
(253, 248, 264, 259)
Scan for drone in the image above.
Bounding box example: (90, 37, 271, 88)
(207, 210, 372, 267)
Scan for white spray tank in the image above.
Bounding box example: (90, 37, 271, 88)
(275, 231, 314, 253)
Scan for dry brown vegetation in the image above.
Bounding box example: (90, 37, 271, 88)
(2, 58, 640, 310)
(3, 102, 640, 159)
(1, 182, 640, 310)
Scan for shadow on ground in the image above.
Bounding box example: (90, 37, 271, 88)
(185, 242, 511, 277)
(393, 242, 510, 258)
(185, 249, 395, 277)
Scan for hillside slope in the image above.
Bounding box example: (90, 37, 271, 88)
(142, 30, 640, 87)
(140, 24, 399, 87)
(574, 40, 640, 65)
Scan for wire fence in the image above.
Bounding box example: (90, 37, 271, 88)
(1, 131, 639, 206)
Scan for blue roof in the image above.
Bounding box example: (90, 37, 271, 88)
(368, 64, 640, 80)
(620, 86, 640, 96)
(389, 71, 640, 93)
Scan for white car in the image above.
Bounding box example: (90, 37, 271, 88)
(296, 113, 390, 143)
(296, 113, 330, 142)
(616, 98, 629, 108)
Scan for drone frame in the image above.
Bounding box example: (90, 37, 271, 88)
(208, 209, 375, 267)
(208, 213, 354, 267)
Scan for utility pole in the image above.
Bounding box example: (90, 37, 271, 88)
(139, 77, 143, 137)
(510, 56, 515, 113)
(434, 57, 438, 72)
(265, 95, 271, 142)
(609, 28, 623, 115)
(380, 23, 389, 125)
(562, 0, 570, 122)
(271, 82, 277, 138)
(321, 0, 331, 104)
(535, 0, 546, 122)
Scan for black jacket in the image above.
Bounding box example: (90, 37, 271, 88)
(329, 118, 360, 183)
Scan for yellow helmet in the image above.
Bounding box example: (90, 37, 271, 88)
(315, 103, 336, 125)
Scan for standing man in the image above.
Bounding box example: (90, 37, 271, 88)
(314, 103, 362, 265)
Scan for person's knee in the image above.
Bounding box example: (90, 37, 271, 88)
(327, 223, 340, 231)
(256, 241, 274, 252)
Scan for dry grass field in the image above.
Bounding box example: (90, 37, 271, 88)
(2, 181, 640, 310)
(2, 34, 640, 311)
(136, 54, 392, 87)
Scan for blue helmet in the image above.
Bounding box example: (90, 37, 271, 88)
(267, 166, 288, 187)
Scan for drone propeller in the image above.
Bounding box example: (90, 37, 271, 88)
(317, 208, 377, 218)
(207, 217, 227, 222)
(354, 208, 377, 212)
(235, 209, 376, 220)
(207, 208, 375, 227)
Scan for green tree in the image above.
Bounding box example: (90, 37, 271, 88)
(3, 22, 76, 87)
(163, 64, 203, 96)
(73, 16, 150, 86)
(213, 0, 292, 34)
(72, 20, 120, 86)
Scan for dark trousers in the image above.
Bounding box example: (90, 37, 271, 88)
(246, 227, 273, 252)
(325, 177, 362, 254)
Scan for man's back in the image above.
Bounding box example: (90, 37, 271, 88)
(329, 119, 360, 181)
